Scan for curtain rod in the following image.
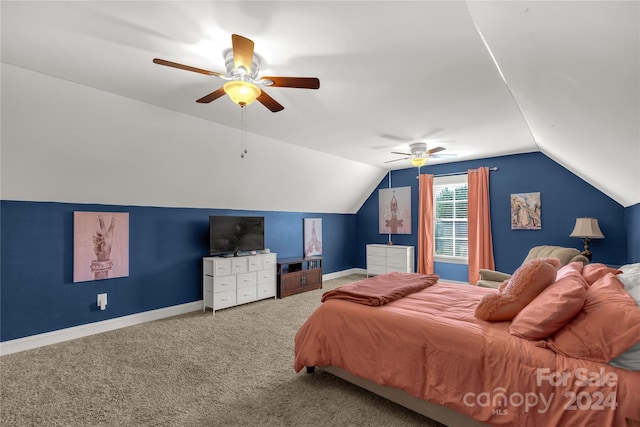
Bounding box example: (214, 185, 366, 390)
(432, 166, 498, 178)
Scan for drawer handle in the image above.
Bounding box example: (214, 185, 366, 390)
(221, 298, 231, 301)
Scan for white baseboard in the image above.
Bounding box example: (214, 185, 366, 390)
(323, 268, 366, 280)
(1, 269, 366, 356)
(0, 301, 202, 356)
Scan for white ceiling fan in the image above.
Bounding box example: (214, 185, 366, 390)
(385, 142, 457, 167)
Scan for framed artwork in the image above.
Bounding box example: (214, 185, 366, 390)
(511, 192, 541, 230)
(74, 212, 129, 282)
(379, 186, 411, 234)
(304, 218, 322, 257)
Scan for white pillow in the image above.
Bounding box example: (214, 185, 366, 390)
(619, 263, 640, 275)
(617, 272, 640, 291)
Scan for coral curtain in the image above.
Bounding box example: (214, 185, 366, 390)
(418, 174, 435, 274)
(467, 167, 495, 284)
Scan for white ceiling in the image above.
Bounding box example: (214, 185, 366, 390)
(2, 1, 638, 207)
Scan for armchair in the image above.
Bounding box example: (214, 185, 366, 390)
(477, 245, 589, 289)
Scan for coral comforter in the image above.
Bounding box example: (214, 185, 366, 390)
(294, 279, 640, 426)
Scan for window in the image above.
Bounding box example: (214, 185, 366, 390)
(433, 175, 468, 263)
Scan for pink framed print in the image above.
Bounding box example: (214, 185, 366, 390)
(379, 186, 411, 234)
(74, 212, 129, 282)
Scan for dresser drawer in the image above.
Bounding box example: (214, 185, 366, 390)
(367, 264, 387, 276)
(257, 269, 276, 285)
(214, 289, 236, 310)
(213, 275, 236, 293)
(212, 258, 232, 277)
(367, 246, 387, 257)
(257, 282, 276, 299)
(237, 285, 257, 304)
(248, 256, 263, 271)
(367, 255, 386, 266)
(231, 257, 248, 274)
(261, 253, 277, 269)
(387, 255, 410, 268)
(386, 246, 409, 257)
(237, 272, 257, 289)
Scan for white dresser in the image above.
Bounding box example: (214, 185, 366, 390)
(202, 253, 277, 314)
(366, 244, 415, 276)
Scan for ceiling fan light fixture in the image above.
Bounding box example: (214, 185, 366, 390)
(223, 80, 261, 106)
(410, 157, 427, 167)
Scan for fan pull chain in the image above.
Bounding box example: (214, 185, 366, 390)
(240, 106, 247, 158)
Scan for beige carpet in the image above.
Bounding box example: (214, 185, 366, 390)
(1, 274, 445, 426)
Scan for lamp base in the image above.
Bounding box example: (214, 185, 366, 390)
(581, 238, 593, 261)
(581, 250, 593, 261)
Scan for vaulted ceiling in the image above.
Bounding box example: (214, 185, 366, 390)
(1, 1, 638, 210)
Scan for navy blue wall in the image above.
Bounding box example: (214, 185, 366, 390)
(626, 203, 640, 263)
(1, 152, 636, 342)
(356, 152, 628, 280)
(0, 201, 355, 341)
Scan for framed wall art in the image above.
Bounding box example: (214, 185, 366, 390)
(304, 218, 323, 257)
(379, 186, 411, 234)
(511, 192, 541, 230)
(74, 211, 129, 282)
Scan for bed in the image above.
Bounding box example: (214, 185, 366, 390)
(294, 267, 640, 427)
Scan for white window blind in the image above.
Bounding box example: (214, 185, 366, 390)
(433, 175, 468, 263)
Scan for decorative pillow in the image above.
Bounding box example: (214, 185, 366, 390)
(555, 261, 584, 280)
(509, 270, 588, 340)
(581, 263, 622, 286)
(475, 258, 560, 322)
(542, 273, 640, 363)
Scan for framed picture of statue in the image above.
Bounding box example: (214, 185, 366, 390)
(379, 186, 411, 234)
(510, 192, 541, 230)
(303, 218, 322, 257)
(73, 211, 129, 282)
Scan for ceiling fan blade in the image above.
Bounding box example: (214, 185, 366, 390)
(196, 87, 226, 103)
(427, 146, 446, 155)
(390, 151, 412, 156)
(232, 34, 254, 73)
(257, 90, 284, 112)
(260, 76, 320, 89)
(431, 153, 457, 158)
(384, 157, 410, 163)
(153, 58, 224, 77)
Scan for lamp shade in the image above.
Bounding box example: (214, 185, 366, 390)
(223, 81, 261, 106)
(570, 217, 604, 239)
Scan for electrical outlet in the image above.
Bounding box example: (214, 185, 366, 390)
(97, 293, 107, 310)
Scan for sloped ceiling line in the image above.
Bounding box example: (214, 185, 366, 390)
(464, 1, 540, 154)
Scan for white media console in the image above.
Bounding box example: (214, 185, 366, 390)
(202, 252, 277, 314)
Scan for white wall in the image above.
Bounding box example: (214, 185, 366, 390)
(1, 64, 386, 213)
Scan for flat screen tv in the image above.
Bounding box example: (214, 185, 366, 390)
(209, 215, 265, 256)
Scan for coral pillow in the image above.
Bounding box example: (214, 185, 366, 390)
(475, 258, 560, 322)
(555, 261, 584, 279)
(542, 273, 640, 362)
(509, 270, 588, 340)
(581, 263, 622, 285)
